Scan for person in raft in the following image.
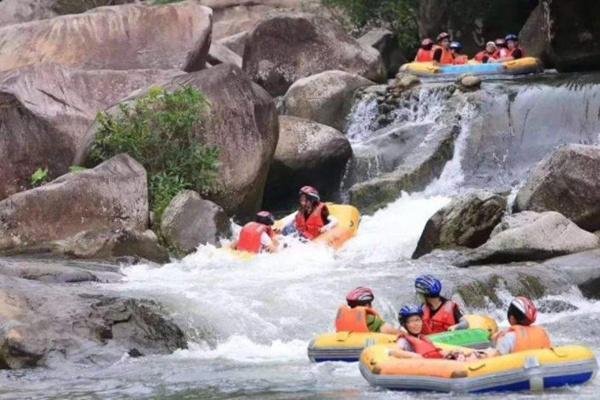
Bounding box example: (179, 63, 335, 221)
(449, 41, 468, 65)
(280, 186, 338, 240)
(231, 211, 280, 254)
(335, 287, 401, 334)
(432, 32, 455, 65)
(415, 38, 434, 62)
(482, 296, 551, 357)
(474, 41, 498, 64)
(493, 34, 526, 62)
(415, 274, 468, 334)
(493, 37, 509, 59)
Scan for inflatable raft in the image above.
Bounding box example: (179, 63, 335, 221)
(308, 315, 497, 362)
(400, 57, 543, 77)
(226, 203, 360, 259)
(360, 344, 597, 393)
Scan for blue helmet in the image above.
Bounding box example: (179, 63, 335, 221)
(398, 305, 423, 325)
(415, 275, 442, 297)
(449, 41, 463, 51)
(505, 33, 518, 42)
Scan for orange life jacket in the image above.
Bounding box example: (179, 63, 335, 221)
(493, 48, 509, 59)
(295, 203, 326, 240)
(453, 55, 468, 65)
(403, 334, 444, 359)
(497, 325, 552, 353)
(335, 305, 380, 333)
(421, 300, 458, 335)
(236, 222, 273, 253)
(508, 46, 526, 59)
(434, 45, 454, 65)
(415, 48, 434, 62)
(474, 51, 495, 63)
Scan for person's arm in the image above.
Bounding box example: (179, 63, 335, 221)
(433, 48, 442, 63)
(319, 206, 338, 233)
(388, 339, 423, 359)
(380, 323, 402, 335)
(230, 240, 238, 249)
(260, 232, 279, 253)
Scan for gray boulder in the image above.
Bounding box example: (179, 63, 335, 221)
(161, 191, 231, 255)
(264, 116, 352, 206)
(242, 12, 386, 96)
(358, 28, 407, 78)
(217, 31, 249, 56)
(457, 211, 600, 266)
(207, 43, 243, 68)
(514, 144, 600, 232)
(0, 154, 148, 254)
(0, 63, 180, 200)
(0, 2, 212, 72)
(283, 70, 374, 132)
(413, 191, 507, 259)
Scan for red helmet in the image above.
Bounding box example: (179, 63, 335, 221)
(299, 186, 320, 202)
(255, 211, 275, 226)
(346, 287, 374, 307)
(508, 296, 537, 326)
(437, 32, 450, 42)
(421, 38, 433, 47)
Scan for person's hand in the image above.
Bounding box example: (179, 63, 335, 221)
(319, 226, 328, 233)
(448, 324, 457, 331)
(412, 352, 424, 359)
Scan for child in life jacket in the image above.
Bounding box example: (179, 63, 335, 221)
(494, 34, 526, 62)
(335, 287, 401, 334)
(474, 41, 497, 63)
(279, 186, 337, 240)
(415, 38, 434, 62)
(231, 211, 279, 254)
(481, 297, 551, 357)
(432, 32, 454, 65)
(450, 41, 468, 65)
(415, 274, 468, 334)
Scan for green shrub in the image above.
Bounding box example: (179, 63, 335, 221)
(89, 86, 219, 222)
(31, 167, 49, 187)
(69, 165, 87, 173)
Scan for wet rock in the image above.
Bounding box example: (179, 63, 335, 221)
(0, 257, 122, 284)
(358, 28, 407, 78)
(413, 191, 507, 259)
(207, 43, 243, 68)
(264, 116, 352, 207)
(456, 211, 600, 267)
(349, 124, 459, 214)
(81, 64, 279, 218)
(537, 299, 578, 313)
(0, 2, 212, 72)
(392, 73, 421, 94)
(161, 191, 231, 256)
(520, 0, 600, 72)
(0, 154, 148, 255)
(283, 70, 373, 132)
(217, 31, 248, 56)
(0, 63, 180, 200)
(514, 144, 600, 232)
(458, 75, 481, 91)
(242, 12, 386, 96)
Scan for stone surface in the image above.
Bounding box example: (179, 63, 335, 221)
(514, 144, 600, 232)
(0, 2, 212, 72)
(208, 43, 243, 68)
(520, 0, 600, 72)
(459, 75, 482, 90)
(358, 28, 407, 78)
(264, 116, 352, 207)
(456, 211, 600, 266)
(0, 63, 179, 200)
(81, 64, 279, 218)
(413, 190, 507, 259)
(283, 70, 373, 132)
(0, 154, 148, 254)
(217, 31, 249, 56)
(243, 12, 386, 96)
(161, 191, 231, 255)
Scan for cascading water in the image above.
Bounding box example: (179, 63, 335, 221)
(5, 75, 600, 399)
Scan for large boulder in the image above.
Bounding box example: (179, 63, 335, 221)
(456, 211, 600, 267)
(413, 191, 507, 259)
(242, 12, 386, 96)
(161, 191, 231, 255)
(514, 145, 600, 232)
(520, 0, 600, 72)
(0, 63, 179, 200)
(0, 2, 212, 72)
(0, 154, 148, 254)
(218, 31, 249, 56)
(264, 116, 352, 207)
(283, 70, 374, 132)
(207, 43, 243, 68)
(358, 28, 407, 78)
(80, 64, 279, 218)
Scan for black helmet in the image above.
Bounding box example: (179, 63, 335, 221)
(255, 211, 275, 226)
(505, 33, 518, 42)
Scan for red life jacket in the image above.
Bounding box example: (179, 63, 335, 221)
(236, 222, 272, 253)
(421, 300, 459, 335)
(493, 48, 509, 59)
(415, 48, 434, 62)
(453, 55, 468, 65)
(403, 334, 444, 359)
(497, 325, 552, 353)
(508, 46, 526, 59)
(474, 51, 494, 63)
(434, 45, 454, 65)
(295, 203, 326, 240)
(335, 305, 380, 333)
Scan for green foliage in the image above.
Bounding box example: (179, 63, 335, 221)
(321, 0, 420, 56)
(90, 86, 219, 222)
(69, 165, 87, 173)
(31, 167, 49, 188)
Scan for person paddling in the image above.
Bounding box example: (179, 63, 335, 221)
(336, 287, 401, 334)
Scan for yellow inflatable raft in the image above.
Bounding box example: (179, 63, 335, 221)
(226, 203, 360, 259)
(360, 344, 597, 393)
(308, 315, 497, 362)
(400, 57, 543, 77)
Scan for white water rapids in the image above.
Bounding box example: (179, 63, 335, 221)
(3, 76, 600, 399)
